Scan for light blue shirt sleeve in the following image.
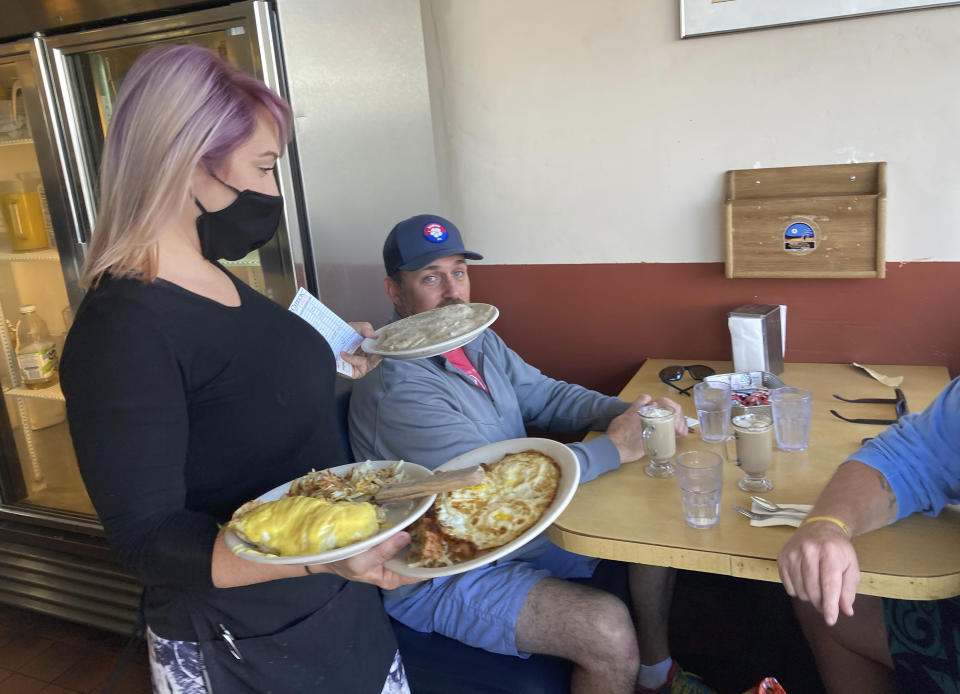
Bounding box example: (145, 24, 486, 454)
(847, 377, 960, 520)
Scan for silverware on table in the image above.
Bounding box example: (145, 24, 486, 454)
(749, 496, 808, 516)
(733, 505, 765, 520)
(733, 505, 806, 521)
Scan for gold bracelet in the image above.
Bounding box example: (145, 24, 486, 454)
(800, 515, 851, 537)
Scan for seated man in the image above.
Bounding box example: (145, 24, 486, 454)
(777, 377, 960, 693)
(350, 214, 713, 694)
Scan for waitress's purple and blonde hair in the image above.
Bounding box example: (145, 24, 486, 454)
(81, 44, 292, 285)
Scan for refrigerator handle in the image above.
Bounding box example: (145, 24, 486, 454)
(31, 35, 89, 248)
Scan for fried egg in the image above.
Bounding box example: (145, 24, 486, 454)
(434, 450, 560, 551)
(227, 496, 380, 556)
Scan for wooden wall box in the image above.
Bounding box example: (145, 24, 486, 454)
(725, 162, 886, 279)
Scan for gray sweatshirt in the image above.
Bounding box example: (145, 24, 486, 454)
(348, 327, 629, 565)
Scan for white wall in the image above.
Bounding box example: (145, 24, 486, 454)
(424, 0, 960, 264)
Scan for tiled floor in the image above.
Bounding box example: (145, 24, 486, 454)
(0, 603, 151, 694)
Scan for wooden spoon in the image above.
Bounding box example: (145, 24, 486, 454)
(373, 465, 485, 503)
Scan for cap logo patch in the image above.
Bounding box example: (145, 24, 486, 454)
(423, 223, 448, 243)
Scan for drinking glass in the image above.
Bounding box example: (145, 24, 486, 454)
(771, 387, 813, 451)
(693, 381, 732, 443)
(727, 413, 774, 492)
(639, 405, 677, 478)
(676, 450, 723, 529)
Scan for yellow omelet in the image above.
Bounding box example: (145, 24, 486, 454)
(228, 495, 379, 556)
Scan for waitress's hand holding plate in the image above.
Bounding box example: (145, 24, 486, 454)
(306, 531, 423, 589)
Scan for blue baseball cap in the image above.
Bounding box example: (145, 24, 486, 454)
(383, 214, 483, 276)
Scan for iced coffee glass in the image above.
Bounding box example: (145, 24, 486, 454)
(729, 413, 774, 492)
(639, 405, 677, 478)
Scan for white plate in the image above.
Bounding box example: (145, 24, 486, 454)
(225, 460, 435, 565)
(360, 303, 499, 360)
(384, 438, 580, 578)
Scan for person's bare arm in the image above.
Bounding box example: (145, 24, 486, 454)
(211, 530, 420, 590)
(777, 460, 897, 625)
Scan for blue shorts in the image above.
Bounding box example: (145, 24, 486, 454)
(384, 542, 599, 658)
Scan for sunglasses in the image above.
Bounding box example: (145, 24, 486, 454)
(829, 388, 909, 425)
(658, 364, 716, 396)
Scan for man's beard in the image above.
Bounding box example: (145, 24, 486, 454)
(437, 298, 465, 308)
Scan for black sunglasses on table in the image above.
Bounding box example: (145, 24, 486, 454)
(658, 364, 716, 396)
(829, 387, 909, 425)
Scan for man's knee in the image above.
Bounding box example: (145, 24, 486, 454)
(518, 579, 639, 664)
(583, 590, 639, 661)
(547, 585, 638, 661)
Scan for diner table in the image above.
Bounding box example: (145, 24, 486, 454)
(546, 360, 960, 601)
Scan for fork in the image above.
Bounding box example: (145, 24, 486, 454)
(733, 505, 805, 522)
(733, 505, 767, 520)
(750, 496, 808, 516)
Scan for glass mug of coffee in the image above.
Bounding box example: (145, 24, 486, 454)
(725, 413, 774, 492)
(639, 405, 677, 478)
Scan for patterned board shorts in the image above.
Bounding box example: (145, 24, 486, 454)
(147, 628, 410, 694)
(884, 594, 960, 693)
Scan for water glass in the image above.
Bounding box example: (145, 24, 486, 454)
(693, 381, 732, 443)
(771, 387, 813, 452)
(676, 450, 723, 529)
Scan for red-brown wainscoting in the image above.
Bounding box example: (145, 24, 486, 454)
(469, 262, 959, 396)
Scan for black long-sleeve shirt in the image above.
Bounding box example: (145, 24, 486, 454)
(60, 269, 395, 687)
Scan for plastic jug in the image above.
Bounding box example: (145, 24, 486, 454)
(0, 80, 27, 140)
(0, 173, 49, 251)
(15, 305, 59, 389)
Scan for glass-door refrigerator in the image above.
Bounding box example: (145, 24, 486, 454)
(0, 1, 313, 633)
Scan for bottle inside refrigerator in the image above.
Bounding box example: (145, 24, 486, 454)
(0, 54, 89, 515)
(15, 304, 59, 389)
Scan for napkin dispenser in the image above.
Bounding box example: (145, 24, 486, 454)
(728, 304, 784, 375)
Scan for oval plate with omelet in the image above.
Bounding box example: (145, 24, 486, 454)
(360, 303, 499, 360)
(384, 438, 580, 578)
(224, 460, 435, 565)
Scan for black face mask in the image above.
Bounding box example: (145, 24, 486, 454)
(194, 174, 283, 261)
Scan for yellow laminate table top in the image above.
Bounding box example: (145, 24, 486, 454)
(546, 360, 960, 600)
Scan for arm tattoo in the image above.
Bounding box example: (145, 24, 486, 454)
(874, 469, 897, 511)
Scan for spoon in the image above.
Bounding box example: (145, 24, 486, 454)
(749, 496, 808, 515)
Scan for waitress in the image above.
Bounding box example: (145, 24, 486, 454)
(60, 44, 417, 693)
